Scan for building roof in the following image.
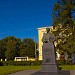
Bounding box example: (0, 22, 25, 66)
(37, 26, 53, 30)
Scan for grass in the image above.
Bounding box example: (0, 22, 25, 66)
(0, 66, 41, 75)
(0, 65, 75, 75)
(60, 65, 75, 70)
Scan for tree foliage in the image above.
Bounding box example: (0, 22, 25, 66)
(52, 0, 75, 56)
(20, 38, 36, 58)
(53, 0, 75, 26)
(0, 36, 37, 61)
(5, 36, 21, 60)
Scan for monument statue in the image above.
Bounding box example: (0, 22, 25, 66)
(41, 27, 57, 72)
(42, 27, 55, 43)
(32, 27, 70, 75)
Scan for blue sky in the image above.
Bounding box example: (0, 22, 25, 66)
(0, 0, 57, 42)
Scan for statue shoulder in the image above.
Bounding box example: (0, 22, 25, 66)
(50, 32, 55, 37)
(43, 33, 47, 37)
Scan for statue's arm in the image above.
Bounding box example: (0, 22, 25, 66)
(49, 33, 55, 42)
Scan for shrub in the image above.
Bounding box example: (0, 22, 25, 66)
(0, 61, 3, 66)
(56, 59, 72, 65)
(2, 60, 42, 66)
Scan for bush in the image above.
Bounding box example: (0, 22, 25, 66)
(30, 60, 42, 66)
(2, 60, 42, 66)
(0, 61, 3, 66)
(56, 60, 67, 65)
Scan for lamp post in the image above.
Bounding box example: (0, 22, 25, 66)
(34, 37, 36, 60)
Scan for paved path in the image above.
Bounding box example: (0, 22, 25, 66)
(8, 70, 75, 75)
(8, 70, 39, 75)
(70, 70, 75, 75)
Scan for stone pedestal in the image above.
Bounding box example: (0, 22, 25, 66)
(32, 42, 71, 75)
(32, 70, 70, 75)
(42, 63, 57, 72)
(41, 43, 57, 72)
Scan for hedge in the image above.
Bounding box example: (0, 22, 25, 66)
(0, 60, 72, 66)
(56, 60, 71, 65)
(2, 61, 42, 66)
(0, 61, 3, 66)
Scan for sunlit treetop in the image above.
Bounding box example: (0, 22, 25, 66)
(53, 0, 75, 28)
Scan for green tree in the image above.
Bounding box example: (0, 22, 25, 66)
(20, 38, 36, 58)
(53, 0, 75, 26)
(0, 37, 9, 60)
(4, 36, 21, 60)
(0, 36, 38, 60)
(0, 40, 6, 60)
(52, 0, 75, 57)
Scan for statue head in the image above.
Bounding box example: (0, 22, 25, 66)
(46, 28, 50, 33)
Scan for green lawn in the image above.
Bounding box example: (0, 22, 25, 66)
(60, 65, 75, 70)
(0, 65, 75, 75)
(0, 66, 41, 75)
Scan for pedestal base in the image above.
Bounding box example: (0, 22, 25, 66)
(41, 63, 57, 72)
(31, 70, 70, 75)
